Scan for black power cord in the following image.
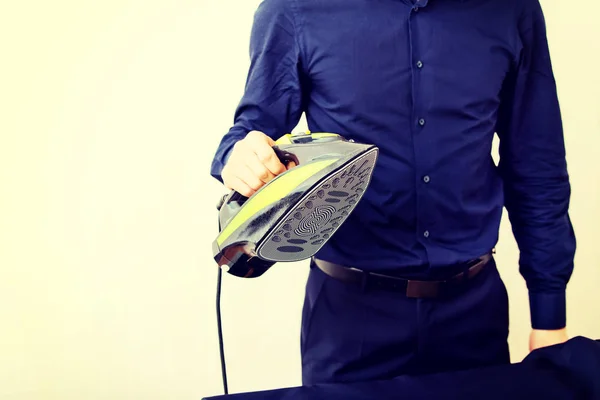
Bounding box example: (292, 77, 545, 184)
(215, 193, 229, 395)
(216, 265, 228, 395)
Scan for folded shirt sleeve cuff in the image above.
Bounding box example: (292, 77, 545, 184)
(529, 291, 566, 330)
(210, 143, 236, 184)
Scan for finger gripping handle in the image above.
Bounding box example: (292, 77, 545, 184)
(219, 145, 298, 211)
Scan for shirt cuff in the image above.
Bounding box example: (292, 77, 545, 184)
(529, 291, 566, 330)
(210, 145, 235, 184)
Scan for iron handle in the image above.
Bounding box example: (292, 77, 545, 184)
(218, 145, 299, 211)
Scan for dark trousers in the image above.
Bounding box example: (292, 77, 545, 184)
(300, 257, 510, 385)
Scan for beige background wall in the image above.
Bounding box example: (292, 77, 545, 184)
(0, 1, 598, 399)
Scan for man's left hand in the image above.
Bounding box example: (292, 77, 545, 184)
(529, 328, 569, 352)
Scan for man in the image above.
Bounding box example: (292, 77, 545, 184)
(210, 0, 576, 385)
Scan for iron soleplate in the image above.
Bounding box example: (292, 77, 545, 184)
(256, 149, 378, 262)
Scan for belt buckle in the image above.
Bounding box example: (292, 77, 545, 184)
(406, 280, 440, 298)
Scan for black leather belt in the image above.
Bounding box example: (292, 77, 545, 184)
(312, 253, 493, 299)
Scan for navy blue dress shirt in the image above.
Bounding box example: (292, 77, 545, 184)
(210, 0, 576, 330)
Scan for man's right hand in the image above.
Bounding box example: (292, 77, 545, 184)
(221, 130, 294, 197)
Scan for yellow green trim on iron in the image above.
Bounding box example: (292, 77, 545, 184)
(216, 157, 339, 246)
(274, 134, 294, 144)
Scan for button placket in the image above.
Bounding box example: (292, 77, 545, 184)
(409, 1, 431, 244)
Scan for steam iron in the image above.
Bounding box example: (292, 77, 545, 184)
(213, 131, 379, 278)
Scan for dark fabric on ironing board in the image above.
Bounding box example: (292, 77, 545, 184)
(202, 337, 600, 400)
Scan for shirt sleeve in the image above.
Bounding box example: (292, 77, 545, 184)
(210, 0, 306, 183)
(495, 0, 576, 330)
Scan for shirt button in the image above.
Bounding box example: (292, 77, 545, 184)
(423, 175, 430, 183)
(423, 230, 430, 238)
(416, 60, 423, 68)
(418, 118, 425, 126)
